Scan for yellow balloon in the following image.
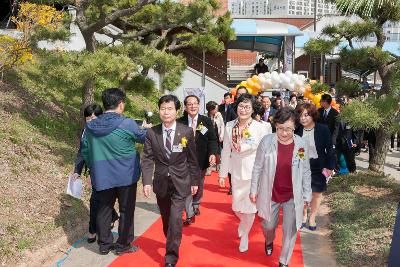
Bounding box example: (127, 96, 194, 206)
(254, 83, 262, 92)
(312, 93, 322, 106)
(251, 75, 259, 83)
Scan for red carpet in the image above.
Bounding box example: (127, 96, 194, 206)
(109, 173, 304, 267)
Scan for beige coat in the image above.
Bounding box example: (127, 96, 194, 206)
(250, 134, 312, 230)
(220, 120, 271, 181)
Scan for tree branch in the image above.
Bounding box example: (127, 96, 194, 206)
(166, 43, 190, 52)
(83, 0, 156, 34)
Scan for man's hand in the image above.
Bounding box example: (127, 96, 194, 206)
(249, 194, 257, 203)
(71, 173, 80, 181)
(142, 121, 153, 129)
(209, 155, 216, 166)
(143, 185, 152, 198)
(191, 186, 198, 195)
(218, 177, 225, 188)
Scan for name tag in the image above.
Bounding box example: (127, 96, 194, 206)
(243, 137, 255, 145)
(172, 145, 183, 153)
(200, 126, 208, 135)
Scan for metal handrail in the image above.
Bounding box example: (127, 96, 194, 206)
(182, 51, 231, 81)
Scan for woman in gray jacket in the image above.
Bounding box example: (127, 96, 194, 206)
(250, 107, 312, 267)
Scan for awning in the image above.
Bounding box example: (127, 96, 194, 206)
(228, 19, 303, 56)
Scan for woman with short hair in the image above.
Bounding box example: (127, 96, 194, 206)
(296, 103, 335, 231)
(219, 94, 269, 253)
(250, 107, 312, 267)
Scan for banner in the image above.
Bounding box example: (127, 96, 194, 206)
(283, 36, 294, 73)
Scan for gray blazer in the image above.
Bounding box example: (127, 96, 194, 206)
(250, 134, 312, 230)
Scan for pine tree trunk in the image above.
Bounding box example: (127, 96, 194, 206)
(80, 79, 95, 127)
(368, 126, 390, 173)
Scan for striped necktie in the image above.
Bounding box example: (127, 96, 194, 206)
(165, 129, 172, 159)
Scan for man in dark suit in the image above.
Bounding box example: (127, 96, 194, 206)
(218, 92, 232, 124)
(226, 86, 249, 122)
(142, 95, 199, 267)
(318, 94, 339, 147)
(261, 96, 276, 123)
(178, 95, 217, 225)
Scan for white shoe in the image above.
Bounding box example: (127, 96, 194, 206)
(239, 235, 248, 252)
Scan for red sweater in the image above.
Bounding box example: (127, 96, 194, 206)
(272, 142, 294, 203)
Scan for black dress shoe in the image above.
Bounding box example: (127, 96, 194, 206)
(99, 246, 112, 255)
(227, 187, 232, 195)
(279, 263, 288, 267)
(265, 241, 273, 256)
(165, 263, 175, 267)
(183, 216, 195, 226)
(87, 236, 96, 243)
(115, 245, 140, 255)
(194, 207, 200, 216)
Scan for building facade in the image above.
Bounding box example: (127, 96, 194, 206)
(228, 0, 337, 17)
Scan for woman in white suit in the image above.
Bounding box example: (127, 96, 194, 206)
(250, 107, 312, 267)
(219, 94, 271, 253)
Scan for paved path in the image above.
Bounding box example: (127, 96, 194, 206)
(55, 151, 399, 267)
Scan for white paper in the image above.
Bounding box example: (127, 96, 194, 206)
(66, 174, 83, 199)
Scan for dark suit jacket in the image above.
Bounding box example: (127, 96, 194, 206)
(262, 107, 276, 123)
(318, 107, 339, 146)
(226, 103, 238, 122)
(178, 114, 218, 170)
(141, 122, 199, 198)
(218, 103, 230, 124)
(296, 123, 336, 170)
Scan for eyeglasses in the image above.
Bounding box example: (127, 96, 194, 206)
(186, 103, 199, 107)
(237, 105, 252, 111)
(276, 127, 295, 133)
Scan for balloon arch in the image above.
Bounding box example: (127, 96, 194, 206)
(231, 71, 340, 110)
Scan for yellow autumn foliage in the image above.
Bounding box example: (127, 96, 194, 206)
(1, 3, 64, 72)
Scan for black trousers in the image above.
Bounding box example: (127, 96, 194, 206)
(96, 183, 137, 251)
(156, 180, 186, 265)
(89, 189, 119, 234)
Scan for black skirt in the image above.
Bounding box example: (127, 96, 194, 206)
(310, 158, 327, 192)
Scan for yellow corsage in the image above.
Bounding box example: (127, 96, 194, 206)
(196, 122, 204, 131)
(180, 137, 188, 148)
(242, 128, 251, 139)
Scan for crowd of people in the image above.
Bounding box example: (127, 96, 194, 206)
(72, 85, 368, 267)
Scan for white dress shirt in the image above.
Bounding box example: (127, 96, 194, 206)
(188, 114, 199, 128)
(303, 128, 318, 159)
(162, 121, 177, 147)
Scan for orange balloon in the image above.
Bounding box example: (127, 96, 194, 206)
(230, 88, 237, 96)
(246, 78, 255, 88)
(306, 85, 312, 92)
(254, 83, 262, 91)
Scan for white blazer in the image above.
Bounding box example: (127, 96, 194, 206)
(219, 120, 271, 180)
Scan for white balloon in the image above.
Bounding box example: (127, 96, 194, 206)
(264, 79, 273, 89)
(264, 72, 271, 79)
(291, 74, 299, 83)
(299, 74, 306, 82)
(258, 73, 265, 79)
(271, 71, 279, 77)
(289, 84, 295, 91)
(299, 86, 306, 93)
(285, 70, 293, 77)
(279, 73, 286, 80)
(273, 82, 281, 89)
(259, 76, 267, 86)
